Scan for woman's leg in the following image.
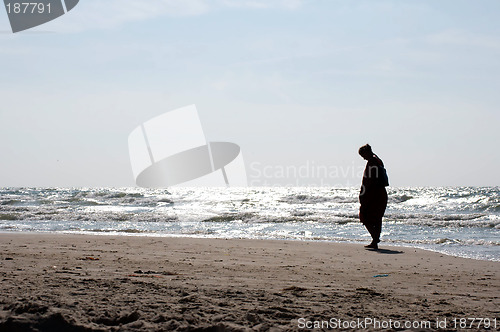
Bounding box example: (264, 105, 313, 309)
(361, 210, 379, 247)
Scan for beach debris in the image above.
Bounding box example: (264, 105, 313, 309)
(79, 256, 99, 261)
(5, 257, 13, 260)
(373, 274, 389, 278)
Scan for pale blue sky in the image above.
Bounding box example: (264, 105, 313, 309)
(1, 0, 499, 187)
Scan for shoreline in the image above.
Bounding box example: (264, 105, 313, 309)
(1, 230, 498, 263)
(1, 232, 499, 331)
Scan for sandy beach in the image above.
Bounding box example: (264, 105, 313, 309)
(0, 233, 498, 331)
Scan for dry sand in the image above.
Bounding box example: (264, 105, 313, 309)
(0, 233, 498, 331)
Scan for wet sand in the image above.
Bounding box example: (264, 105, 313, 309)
(0, 233, 498, 331)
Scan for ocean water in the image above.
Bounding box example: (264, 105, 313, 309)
(0, 187, 498, 261)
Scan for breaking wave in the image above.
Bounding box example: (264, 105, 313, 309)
(0, 186, 498, 261)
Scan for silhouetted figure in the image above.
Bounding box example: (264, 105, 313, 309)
(359, 144, 389, 250)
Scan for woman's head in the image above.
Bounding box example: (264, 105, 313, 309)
(358, 144, 373, 160)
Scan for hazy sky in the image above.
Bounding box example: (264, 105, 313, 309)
(1, 0, 499, 187)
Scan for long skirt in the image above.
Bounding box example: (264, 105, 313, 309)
(359, 188, 387, 242)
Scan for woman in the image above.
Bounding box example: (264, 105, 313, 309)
(358, 144, 388, 249)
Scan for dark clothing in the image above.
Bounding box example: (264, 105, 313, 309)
(359, 155, 388, 243)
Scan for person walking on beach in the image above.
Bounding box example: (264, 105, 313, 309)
(358, 144, 389, 250)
